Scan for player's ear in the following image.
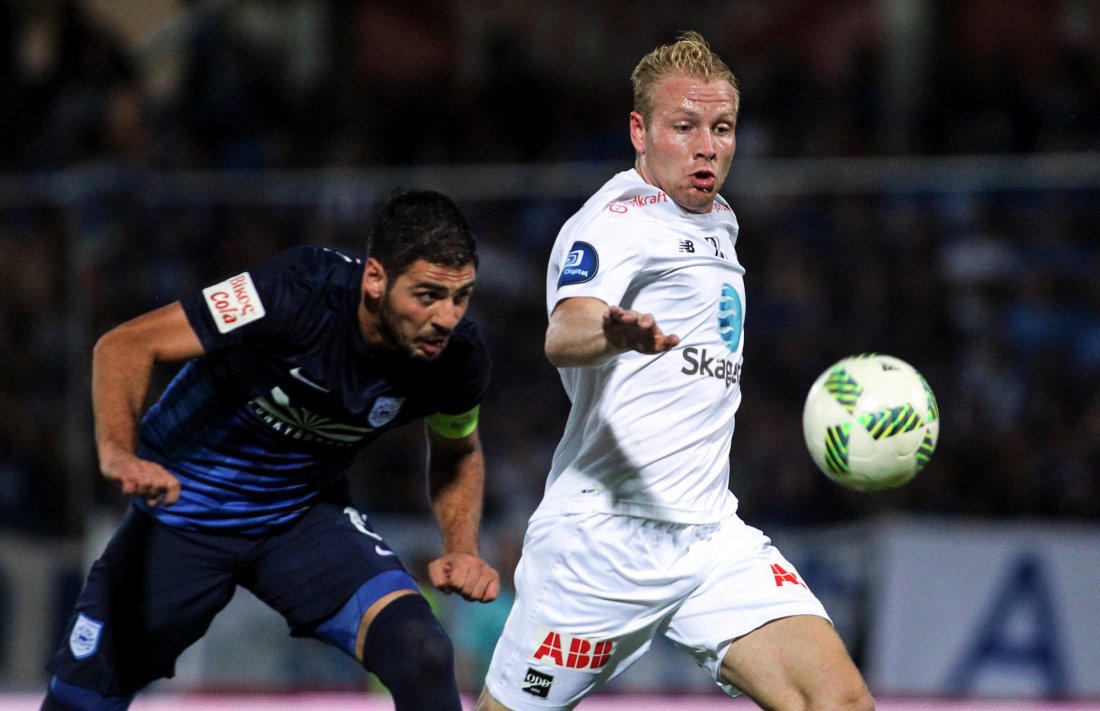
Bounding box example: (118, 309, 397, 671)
(629, 111, 646, 154)
(362, 257, 387, 300)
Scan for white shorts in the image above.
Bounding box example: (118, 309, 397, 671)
(483, 511, 830, 710)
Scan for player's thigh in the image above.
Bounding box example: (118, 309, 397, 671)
(484, 514, 704, 709)
(48, 506, 240, 695)
(721, 614, 872, 711)
(247, 499, 418, 639)
(663, 516, 835, 698)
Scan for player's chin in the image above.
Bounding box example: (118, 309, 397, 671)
(680, 190, 717, 213)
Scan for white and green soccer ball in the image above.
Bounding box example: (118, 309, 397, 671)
(802, 354, 939, 492)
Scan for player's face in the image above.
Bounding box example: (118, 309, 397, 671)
(630, 75, 738, 214)
(377, 259, 476, 361)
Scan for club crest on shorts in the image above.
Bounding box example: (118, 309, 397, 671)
(368, 397, 404, 427)
(69, 612, 104, 659)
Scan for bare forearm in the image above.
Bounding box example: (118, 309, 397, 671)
(429, 442, 485, 556)
(546, 299, 681, 367)
(89, 303, 204, 505)
(546, 317, 614, 367)
(92, 328, 155, 462)
(545, 298, 618, 367)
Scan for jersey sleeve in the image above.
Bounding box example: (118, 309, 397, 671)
(549, 210, 648, 311)
(180, 246, 324, 353)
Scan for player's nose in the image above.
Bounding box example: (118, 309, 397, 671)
(694, 130, 717, 159)
(432, 300, 464, 331)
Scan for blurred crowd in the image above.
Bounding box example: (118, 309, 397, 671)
(2, 0, 1099, 547)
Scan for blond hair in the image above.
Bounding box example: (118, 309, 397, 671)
(631, 31, 739, 119)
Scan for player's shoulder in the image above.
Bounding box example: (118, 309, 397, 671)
(556, 171, 659, 250)
(273, 244, 361, 273)
(577, 170, 665, 223)
(420, 317, 491, 385)
(446, 318, 488, 357)
(252, 245, 362, 291)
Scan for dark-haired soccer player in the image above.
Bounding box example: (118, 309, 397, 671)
(42, 189, 499, 711)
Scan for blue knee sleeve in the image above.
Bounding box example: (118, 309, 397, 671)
(314, 570, 419, 656)
(43, 676, 133, 711)
(363, 595, 461, 711)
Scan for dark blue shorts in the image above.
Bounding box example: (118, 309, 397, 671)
(47, 498, 416, 696)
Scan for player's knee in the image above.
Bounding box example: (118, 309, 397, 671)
(834, 681, 875, 711)
(41, 676, 133, 711)
(809, 677, 875, 711)
(361, 595, 460, 709)
(370, 597, 452, 675)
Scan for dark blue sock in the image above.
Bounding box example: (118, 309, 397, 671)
(362, 595, 462, 711)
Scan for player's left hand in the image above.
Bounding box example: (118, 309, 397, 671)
(603, 305, 681, 355)
(427, 552, 500, 603)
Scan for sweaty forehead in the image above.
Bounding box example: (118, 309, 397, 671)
(654, 75, 738, 114)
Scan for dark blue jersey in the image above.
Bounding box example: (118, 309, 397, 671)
(135, 246, 490, 534)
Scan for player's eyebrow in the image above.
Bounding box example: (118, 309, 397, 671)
(413, 278, 476, 293)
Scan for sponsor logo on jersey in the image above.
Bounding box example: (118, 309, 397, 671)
(680, 283, 744, 386)
(681, 347, 742, 388)
(367, 397, 404, 427)
(531, 629, 615, 671)
(608, 192, 669, 214)
(558, 241, 598, 286)
(771, 563, 806, 588)
(69, 612, 103, 659)
(202, 272, 266, 334)
(289, 367, 330, 393)
(718, 282, 742, 351)
(250, 386, 373, 446)
(522, 668, 554, 698)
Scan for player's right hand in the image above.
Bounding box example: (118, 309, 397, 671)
(100, 452, 181, 507)
(603, 305, 681, 355)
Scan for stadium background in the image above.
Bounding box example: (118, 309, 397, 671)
(1, 0, 1099, 707)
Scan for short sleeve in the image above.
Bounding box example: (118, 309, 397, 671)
(548, 211, 648, 311)
(180, 247, 324, 353)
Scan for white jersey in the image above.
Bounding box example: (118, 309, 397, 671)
(541, 169, 745, 524)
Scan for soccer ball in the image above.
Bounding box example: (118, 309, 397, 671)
(802, 354, 939, 492)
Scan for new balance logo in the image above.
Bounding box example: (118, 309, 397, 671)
(771, 563, 806, 588)
(522, 668, 553, 698)
(678, 240, 695, 253)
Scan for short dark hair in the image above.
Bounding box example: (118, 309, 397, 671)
(366, 189, 478, 277)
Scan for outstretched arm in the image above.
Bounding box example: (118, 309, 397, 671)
(425, 426, 500, 602)
(93, 301, 205, 506)
(544, 296, 681, 368)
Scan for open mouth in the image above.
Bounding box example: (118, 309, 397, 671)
(419, 337, 447, 356)
(689, 170, 716, 192)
